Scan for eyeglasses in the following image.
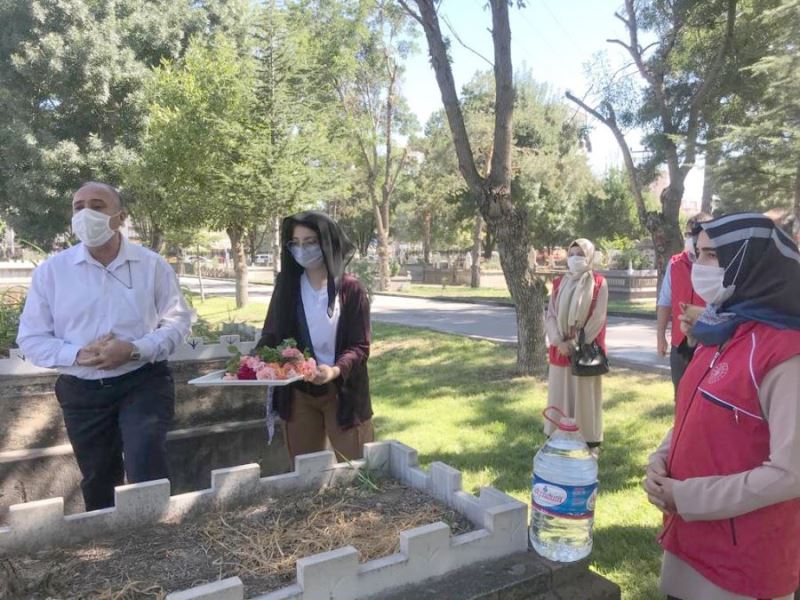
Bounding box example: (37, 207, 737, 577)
(286, 241, 319, 250)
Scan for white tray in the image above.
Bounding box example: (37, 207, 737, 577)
(188, 369, 304, 387)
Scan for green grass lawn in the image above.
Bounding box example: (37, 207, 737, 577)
(187, 294, 268, 328)
(393, 284, 657, 316)
(190, 296, 670, 597)
(395, 284, 514, 304)
(368, 323, 671, 599)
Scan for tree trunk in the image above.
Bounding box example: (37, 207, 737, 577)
(375, 224, 391, 291)
(482, 225, 495, 259)
(272, 216, 281, 279)
(227, 225, 249, 308)
(470, 213, 482, 288)
(701, 137, 721, 214)
(403, 0, 547, 375)
(652, 183, 686, 287)
(246, 228, 258, 265)
(422, 209, 432, 264)
(149, 227, 165, 253)
(372, 183, 391, 291)
(488, 194, 548, 376)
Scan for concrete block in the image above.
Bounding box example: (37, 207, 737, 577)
(388, 441, 418, 484)
(168, 490, 215, 520)
(362, 441, 391, 475)
(114, 479, 171, 523)
(167, 577, 244, 600)
(185, 337, 206, 349)
(453, 491, 483, 527)
(259, 472, 303, 495)
(294, 451, 336, 482)
(211, 463, 261, 504)
(406, 467, 431, 492)
(399, 521, 452, 577)
(57, 507, 118, 549)
(219, 335, 241, 345)
(296, 546, 359, 600)
(254, 584, 303, 600)
(430, 462, 462, 506)
(484, 502, 529, 553)
(5, 497, 65, 549)
(8, 497, 64, 533)
(479, 486, 519, 509)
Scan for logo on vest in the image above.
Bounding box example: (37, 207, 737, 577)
(708, 362, 729, 384)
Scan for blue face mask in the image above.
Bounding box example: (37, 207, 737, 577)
(290, 244, 324, 268)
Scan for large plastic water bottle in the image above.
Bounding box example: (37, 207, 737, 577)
(529, 407, 598, 562)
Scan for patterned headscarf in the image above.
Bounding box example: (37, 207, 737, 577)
(691, 213, 800, 346)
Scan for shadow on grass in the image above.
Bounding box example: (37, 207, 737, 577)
(591, 523, 663, 600)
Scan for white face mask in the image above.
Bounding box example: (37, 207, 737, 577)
(71, 209, 119, 247)
(691, 263, 735, 306)
(567, 255, 588, 274)
(684, 236, 696, 260)
(291, 244, 324, 269)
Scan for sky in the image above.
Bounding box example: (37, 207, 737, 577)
(399, 0, 703, 210)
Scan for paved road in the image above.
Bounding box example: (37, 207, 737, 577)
(180, 276, 669, 374)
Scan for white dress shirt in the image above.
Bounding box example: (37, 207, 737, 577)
(17, 236, 193, 379)
(300, 273, 340, 367)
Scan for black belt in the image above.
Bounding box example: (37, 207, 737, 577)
(61, 361, 169, 389)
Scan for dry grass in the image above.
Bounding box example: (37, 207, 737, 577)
(1, 478, 473, 599)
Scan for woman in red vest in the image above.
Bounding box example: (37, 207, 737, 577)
(544, 238, 608, 452)
(644, 213, 800, 600)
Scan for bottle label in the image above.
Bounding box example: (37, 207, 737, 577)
(531, 475, 598, 519)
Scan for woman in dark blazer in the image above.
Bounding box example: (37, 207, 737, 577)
(257, 211, 373, 461)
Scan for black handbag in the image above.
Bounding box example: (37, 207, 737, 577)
(571, 328, 609, 377)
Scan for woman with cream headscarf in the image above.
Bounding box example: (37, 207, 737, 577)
(544, 238, 609, 450)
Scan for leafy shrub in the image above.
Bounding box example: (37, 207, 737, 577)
(347, 257, 376, 301)
(0, 287, 26, 357)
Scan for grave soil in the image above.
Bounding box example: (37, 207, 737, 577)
(0, 477, 473, 599)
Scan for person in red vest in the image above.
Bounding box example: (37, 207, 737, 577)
(544, 238, 608, 453)
(644, 213, 800, 600)
(656, 212, 711, 396)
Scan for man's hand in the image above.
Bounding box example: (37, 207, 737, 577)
(657, 335, 669, 356)
(309, 364, 341, 386)
(76, 335, 135, 370)
(76, 333, 114, 366)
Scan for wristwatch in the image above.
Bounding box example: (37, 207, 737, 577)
(130, 344, 142, 361)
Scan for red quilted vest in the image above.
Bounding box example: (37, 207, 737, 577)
(548, 273, 606, 367)
(661, 322, 800, 598)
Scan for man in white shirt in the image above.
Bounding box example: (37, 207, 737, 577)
(17, 182, 192, 511)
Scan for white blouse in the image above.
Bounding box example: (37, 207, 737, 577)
(300, 273, 340, 366)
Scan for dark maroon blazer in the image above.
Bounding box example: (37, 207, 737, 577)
(256, 273, 372, 428)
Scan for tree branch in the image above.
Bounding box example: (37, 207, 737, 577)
(565, 91, 647, 223)
(606, 38, 632, 53)
(683, 0, 737, 168)
(408, 0, 483, 197)
(488, 0, 513, 192)
(397, 0, 423, 26)
(442, 14, 494, 68)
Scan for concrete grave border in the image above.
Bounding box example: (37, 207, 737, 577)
(0, 335, 256, 376)
(0, 441, 527, 600)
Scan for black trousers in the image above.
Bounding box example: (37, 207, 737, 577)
(669, 346, 691, 398)
(54, 361, 175, 511)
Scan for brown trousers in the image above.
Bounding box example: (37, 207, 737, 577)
(284, 384, 374, 463)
